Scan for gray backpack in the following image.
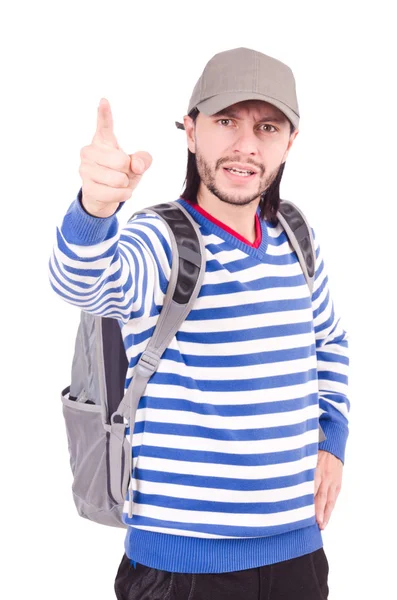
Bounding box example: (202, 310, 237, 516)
(61, 199, 323, 529)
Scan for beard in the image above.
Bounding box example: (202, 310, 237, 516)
(195, 147, 280, 207)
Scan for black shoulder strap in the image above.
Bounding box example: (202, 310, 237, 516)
(118, 201, 207, 517)
(99, 202, 205, 419)
(277, 200, 316, 294)
(117, 202, 206, 421)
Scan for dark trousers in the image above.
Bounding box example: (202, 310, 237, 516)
(114, 547, 329, 600)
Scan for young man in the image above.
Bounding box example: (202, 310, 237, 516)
(50, 47, 349, 599)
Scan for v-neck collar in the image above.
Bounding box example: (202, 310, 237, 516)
(176, 198, 269, 260)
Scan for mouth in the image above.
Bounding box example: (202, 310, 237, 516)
(222, 167, 257, 183)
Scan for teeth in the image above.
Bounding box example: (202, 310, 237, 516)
(226, 168, 254, 176)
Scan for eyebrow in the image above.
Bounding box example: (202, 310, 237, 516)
(212, 108, 286, 123)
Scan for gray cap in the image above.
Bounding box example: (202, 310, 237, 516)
(175, 47, 300, 131)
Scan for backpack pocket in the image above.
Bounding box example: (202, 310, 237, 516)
(61, 386, 128, 528)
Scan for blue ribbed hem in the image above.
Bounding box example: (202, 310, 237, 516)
(61, 188, 121, 246)
(124, 524, 323, 573)
(318, 421, 349, 464)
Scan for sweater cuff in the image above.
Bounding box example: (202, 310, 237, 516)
(318, 420, 349, 464)
(61, 188, 122, 246)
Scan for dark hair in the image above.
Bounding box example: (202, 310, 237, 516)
(180, 108, 295, 225)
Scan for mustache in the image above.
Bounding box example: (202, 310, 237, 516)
(216, 158, 264, 175)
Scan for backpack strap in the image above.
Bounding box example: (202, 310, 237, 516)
(277, 199, 316, 295)
(115, 202, 206, 517)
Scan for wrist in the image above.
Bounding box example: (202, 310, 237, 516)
(60, 190, 120, 246)
(81, 194, 120, 218)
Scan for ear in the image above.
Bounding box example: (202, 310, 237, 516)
(184, 115, 196, 154)
(282, 129, 299, 163)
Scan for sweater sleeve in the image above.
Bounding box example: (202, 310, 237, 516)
(48, 188, 172, 323)
(311, 227, 350, 464)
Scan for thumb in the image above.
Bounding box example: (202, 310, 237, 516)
(129, 151, 153, 176)
(314, 465, 322, 496)
(93, 98, 119, 148)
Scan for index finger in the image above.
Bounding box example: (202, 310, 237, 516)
(93, 98, 119, 148)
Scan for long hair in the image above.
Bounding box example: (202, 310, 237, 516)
(180, 108, 295, 225)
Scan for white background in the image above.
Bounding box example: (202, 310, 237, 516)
(1, 1, 396, 598)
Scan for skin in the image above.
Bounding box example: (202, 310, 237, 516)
(315, 449, 343, 530)
(183, 99, 298, 242)
(80, 98, 152, 218)
(80, 98, 343, 530)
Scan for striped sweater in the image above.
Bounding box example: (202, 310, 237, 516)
(49, 190, 350, 573)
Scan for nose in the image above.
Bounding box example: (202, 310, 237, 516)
(231, 122, 259, 156)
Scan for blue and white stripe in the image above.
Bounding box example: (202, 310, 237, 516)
(50, 192, 349, 571)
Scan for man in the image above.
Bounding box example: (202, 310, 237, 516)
(50, 47, 349, 599)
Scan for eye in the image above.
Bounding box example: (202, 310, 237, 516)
(259, 124, 277, 133)
(216, 119, 234, 127)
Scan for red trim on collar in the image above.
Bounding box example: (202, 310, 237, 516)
(184, 200, 262, 249)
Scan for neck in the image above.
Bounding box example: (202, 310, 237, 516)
(196, 186, 260, 244)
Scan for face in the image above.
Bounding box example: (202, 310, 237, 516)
(184, 100, 299, 208)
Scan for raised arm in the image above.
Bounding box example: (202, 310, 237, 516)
(49, 99, 172, 323)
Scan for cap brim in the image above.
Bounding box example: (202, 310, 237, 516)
(175, 92, 299, 130)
